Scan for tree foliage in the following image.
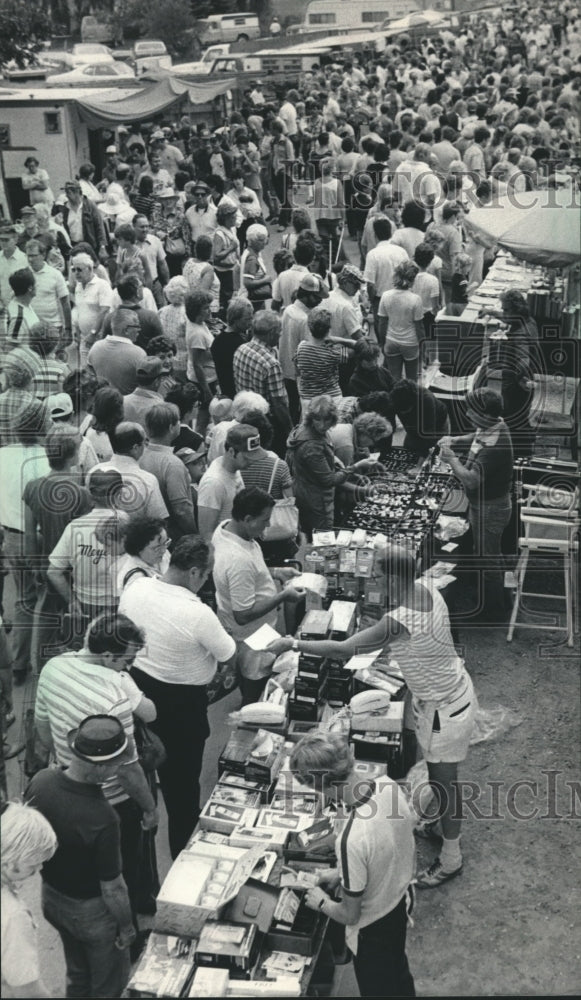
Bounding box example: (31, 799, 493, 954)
(0, 0, 52, 67)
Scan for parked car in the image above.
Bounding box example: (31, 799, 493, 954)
(171, 43, 231, 76)
(46, 61, 135, 87)
(132, 39, 173, 75)
(196, 13, 260, 45)
(80, 15, 115, 44)
(65, 43, 115, 67)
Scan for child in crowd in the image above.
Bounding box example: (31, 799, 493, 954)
(1, 801, 57, 998)
(159, 277, 188, 379)
(205, 396, 234, 457)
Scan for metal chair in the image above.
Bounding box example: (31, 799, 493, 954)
(507, 484, 579, 646)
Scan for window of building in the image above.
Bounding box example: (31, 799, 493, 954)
(44, 112, 62, 135)
(309, 12, 337, 23)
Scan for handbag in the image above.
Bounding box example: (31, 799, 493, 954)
(261, 459, 299, 541)
(165, 233, 186, 256)
(133, 716, 167, 773)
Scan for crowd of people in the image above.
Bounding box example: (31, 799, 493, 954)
(0, 0, 579, 995)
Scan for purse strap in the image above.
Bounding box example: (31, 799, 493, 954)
(267, 457, 279, 495)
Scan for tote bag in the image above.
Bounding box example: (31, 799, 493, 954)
(262, 458, 299, 541)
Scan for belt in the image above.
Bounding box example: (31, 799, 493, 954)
(1, 525, 23, 534)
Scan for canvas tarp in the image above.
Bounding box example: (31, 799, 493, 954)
(463, 189, 581, 269)
(74, 75, 236, 128)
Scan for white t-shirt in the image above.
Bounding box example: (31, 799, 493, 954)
(185, 321, 216, 383)
(30, 263, 68, 327)
(337, 778, 415, 953)
(378, 289, 423, 346)
(212, 521, 277, 640)
(363, 242, 408, 297)
(119, 576, 235, 685)
(197, 456, 244, 521)
(0, 444, 50, 532)
(73, 275, 114, 337)
(1, 887, 41, 995)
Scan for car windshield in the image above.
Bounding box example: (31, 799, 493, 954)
(135, 42, 166, 54)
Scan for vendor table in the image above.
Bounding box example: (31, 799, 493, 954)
(434, 252, 574, 378)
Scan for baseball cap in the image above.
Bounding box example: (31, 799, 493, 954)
(64, 180, 82, 192)
(67, 715, 130, 763)
(192, 180, 210, 193)
(136, 357, 165, 381)
(20, 206, 36, 217)
(151, 129, 165, 140)
(106, 144, 118, 154)
(0, 223, 18, 235)
(176, 443, 207, 465)
(46, 392, 73, 420)
(298, 273, 322, 293)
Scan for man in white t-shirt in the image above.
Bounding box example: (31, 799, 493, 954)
(71, 253, 113, 367)
(363, 216, 408, 343)
(196, 423, 256, 540)
(119, 536, 236, 856)
(212, 486, 305, 704)
(133, 214, 169, 306)
(289, 732, 416, 999)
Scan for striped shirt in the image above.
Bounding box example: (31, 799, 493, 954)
(35, 652, 139, 804)
(32, 357, 70, 399)
(240, 450, 292, 500)
(388, 584, 464, 702)
(295, 340, 342, 399)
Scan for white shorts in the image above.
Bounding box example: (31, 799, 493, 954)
(413, 674, 477, 764)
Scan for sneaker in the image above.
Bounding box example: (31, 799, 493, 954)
(415, 857, 463, 889)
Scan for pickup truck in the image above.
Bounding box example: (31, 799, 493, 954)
(174, 48, 330, 82)
(132, 39, 172, 76)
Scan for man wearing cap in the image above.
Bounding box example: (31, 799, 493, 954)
(249, 80, 265, 106)
(184, 180, 218, 253)
(102, 145, 120, 185)
(0, 225, 28, 307)
(88, 309, 147, 396)
(26, 239, 72, 345)
(61, 180, 108, 260)
(175, 442, 207, 527)
(91, 422, 168, 522)
(33, 612, 158, 926)
(280, 273, 325, 424)
(140, 403, 196, 539)
(122, 357, 165, 429)
(15, 205, 40, 250)
(196, 423, 256, 541)
(70, 253, 114, 367)
(25, 713, 141, 997)
(150, 130, 185, 180)
(233, 312, 292, 455)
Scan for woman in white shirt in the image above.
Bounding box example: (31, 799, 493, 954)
(21, 156, 54, 207)
(117, 517, 171, 593)
(377, 261, 424, 383)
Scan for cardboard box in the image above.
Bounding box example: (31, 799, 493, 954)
(218, 771, 275, 805)
(329, 600, 357, 640)
(299, 609, 331, 640)
(198, 801, 260, 836)
(284, 817, 336, 863)
(211, 785, 263, 809)
(297, 653, 327, 677)
(256, 808, 313, 833)
(229, 825, 289, 854)
(245, 731, 286, 784)
(294, 673, 327, 699)
(226, 978, 300, 996)
(350, 702, 404, 735)
(187, 829, 230, 848)
(127, 932, 195, 997)
(270, 792, 319, 817)
(189, 967, 230, 997)
(286, 720, 320, 743)
(219, 729, 260, 776)
(155, 843, 261, 938)
(195, 922, 258, 976)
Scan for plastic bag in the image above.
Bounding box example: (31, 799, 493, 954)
(470, 704, 523, 745)
(435, 515, 470, 541)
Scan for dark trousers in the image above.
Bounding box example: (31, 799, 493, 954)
(42, 883, 130, 998)
(273, 171, 293, 226)
(284, 378, 301, 426)
(131, 668, 209, 859)
(114, 796, 158, 920)
(216, 268, 235, 315)
(352, 893, 416, 998)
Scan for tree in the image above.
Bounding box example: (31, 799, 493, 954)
(0, 0, 52, 67)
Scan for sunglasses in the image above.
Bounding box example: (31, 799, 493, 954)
(71, 266, 87, 272)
